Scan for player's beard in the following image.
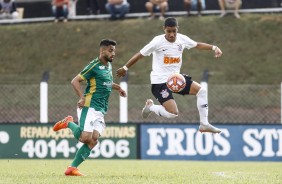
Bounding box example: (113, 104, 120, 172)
(108, 58, 113, 62)
(104, 55, 113, 62)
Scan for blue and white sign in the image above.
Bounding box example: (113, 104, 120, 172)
(140, 124, 282, 161)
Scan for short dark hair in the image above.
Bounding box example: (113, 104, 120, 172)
(164, 17, 178, 27)
(100, 39, 117, 47)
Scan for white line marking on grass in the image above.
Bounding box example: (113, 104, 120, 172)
(212, 172, 234, 179)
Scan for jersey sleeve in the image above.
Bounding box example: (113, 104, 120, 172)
(182, 35, 197, 49)
(79, 63, 96, 80)
(140, 36, 159, 56)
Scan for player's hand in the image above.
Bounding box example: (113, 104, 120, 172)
(119, 88, 127, 97)
(214, 47, 223, 58)
(77, 98, 85, 109)
(116, 67, 127, 78)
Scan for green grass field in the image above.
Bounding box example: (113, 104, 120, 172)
(1, 159, 281, 183)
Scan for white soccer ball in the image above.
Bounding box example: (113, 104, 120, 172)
(166, 73, 186, 93)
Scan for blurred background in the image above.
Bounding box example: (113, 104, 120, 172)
(0, 0, 281, 124)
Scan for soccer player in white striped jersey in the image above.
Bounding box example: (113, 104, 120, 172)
(116, 17, 222, 133)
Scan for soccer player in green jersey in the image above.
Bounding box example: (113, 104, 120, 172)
(53, 39, 127, 176)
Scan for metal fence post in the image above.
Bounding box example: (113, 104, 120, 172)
(119, 74, 128, 123)
(40, 71, 49, 123)
(69, 0, 77, 18)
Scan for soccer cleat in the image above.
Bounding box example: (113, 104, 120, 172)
(141, 99, 153, 119)
(64, 166, 85, 176)
(199, 124, 221, 134)
(53, 115, 73, 132)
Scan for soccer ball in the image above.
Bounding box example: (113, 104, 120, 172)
(166, 73, 186, 93)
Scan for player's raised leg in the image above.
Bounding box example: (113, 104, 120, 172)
(53, 115, 73, 131)
(142, 99, 153, 118)
(53, 115, 82, 139)
(142, 99, 178, 119)
(53, 115, 85, 176)
(190, 82, 221, 133)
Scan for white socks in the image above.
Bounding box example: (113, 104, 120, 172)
(196, 88, 209, 125)
(147, 87, 209, 124)
(149, 105, 178, 119)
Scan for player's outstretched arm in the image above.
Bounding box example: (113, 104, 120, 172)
(116, 52, 144, 78)
(196, 42, 223, 58)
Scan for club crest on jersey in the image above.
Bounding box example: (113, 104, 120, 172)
(177, 44, 182, 51)
(160, 89, 169, 98)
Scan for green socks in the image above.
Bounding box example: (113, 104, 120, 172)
(71, 144, 91, 167)
(68, 122, 82, 140)
(68, 122, 90, 168)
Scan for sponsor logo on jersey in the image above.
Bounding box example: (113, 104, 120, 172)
(163, 56, 180, 64)
(160, 89, 169, 98)
(99, 66, 105, 69)
(103, 81, 113, 88)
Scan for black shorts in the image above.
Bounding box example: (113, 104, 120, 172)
(151, 74, 193, 105)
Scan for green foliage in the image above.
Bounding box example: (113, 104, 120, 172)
(1, 160, 282, 183)
(0, 14, 281, 84)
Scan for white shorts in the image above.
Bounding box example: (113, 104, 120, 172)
(77, 107, 106, 136)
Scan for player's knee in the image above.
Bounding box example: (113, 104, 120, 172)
(197, 87, 207, 97)
(201, 87, 207, 94)
(79, 134, 92, 144)
(170, 110, 179, 116)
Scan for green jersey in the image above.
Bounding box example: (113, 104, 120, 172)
(79, 57, 113, 114)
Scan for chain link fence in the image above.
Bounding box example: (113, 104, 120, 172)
(0, 84, 280, 124)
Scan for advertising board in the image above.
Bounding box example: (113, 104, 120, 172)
(0, 124, 137, 159)
(140, 124, 282, 161)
